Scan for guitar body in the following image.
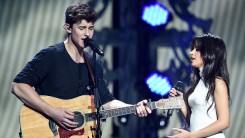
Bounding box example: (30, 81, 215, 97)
(20, 95, 96, 138)
(19, 95, 184, 138)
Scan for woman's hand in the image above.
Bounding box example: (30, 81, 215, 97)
(169, 88, 183, 98)
(167, 128, 192, 138)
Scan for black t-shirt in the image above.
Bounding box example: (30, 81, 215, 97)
(77, 63, 90, 95)
(13, 42, 115, 104)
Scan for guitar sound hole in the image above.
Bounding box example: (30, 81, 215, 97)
(73, 111, 84, 128)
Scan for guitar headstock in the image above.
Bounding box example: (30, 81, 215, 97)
(155, 97, 184, 110)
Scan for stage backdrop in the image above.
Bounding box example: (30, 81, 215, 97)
(0, 0, 244, 138)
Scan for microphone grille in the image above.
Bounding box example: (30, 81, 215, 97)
(174, 81, 184, 91)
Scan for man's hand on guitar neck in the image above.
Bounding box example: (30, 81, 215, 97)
(135, 99, 152, 117)
(103, 99, 152, 117)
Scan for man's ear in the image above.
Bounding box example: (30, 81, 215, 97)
(64, 23, 72, 33)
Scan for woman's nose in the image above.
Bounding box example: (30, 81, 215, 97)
(190, 50, 193, 55)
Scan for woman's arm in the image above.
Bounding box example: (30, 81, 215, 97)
(167, 78, 230, 138)
(190, 78, 230, 137)
(169, 88, 187, 118)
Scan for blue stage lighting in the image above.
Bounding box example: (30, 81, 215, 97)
(145, 73, 172, 96)
(142, 3, 171, 27)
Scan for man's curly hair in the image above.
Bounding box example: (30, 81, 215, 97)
(65, 2, 97, 27)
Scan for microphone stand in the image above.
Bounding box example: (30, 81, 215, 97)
(166, 103, 174, 122)
(92, 51, 102, 138)
(166, 81, 183, 122)
(85, 37, 104, 138)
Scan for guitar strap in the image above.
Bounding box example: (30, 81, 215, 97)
(19, 127, 22, 138)
(83, 52, 95, 86)
(83, 52, 103, 110)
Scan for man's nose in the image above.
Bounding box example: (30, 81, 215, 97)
(85, 29, 90, 36)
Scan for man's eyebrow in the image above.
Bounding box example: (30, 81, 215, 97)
(78, 25, 94, 28)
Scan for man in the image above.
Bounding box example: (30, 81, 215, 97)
(11, 2, 151, 132)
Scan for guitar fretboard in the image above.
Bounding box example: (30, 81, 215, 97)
(85, 101, 157, 121)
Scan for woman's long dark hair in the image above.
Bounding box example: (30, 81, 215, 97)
(185, 33, 231, 126)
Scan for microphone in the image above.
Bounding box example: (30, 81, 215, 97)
(84, 37, 104, 56)
(167, 81, 184, 117)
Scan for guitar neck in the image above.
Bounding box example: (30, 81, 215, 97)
(85, 101, 157, 121)
(85, 97, 183, 122)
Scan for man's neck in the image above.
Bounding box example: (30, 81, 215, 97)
(64, 39, 85, 63)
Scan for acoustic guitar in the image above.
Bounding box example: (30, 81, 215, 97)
(19, 95, 183, 138)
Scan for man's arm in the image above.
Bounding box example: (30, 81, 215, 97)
(102, 99, 152, 117)
(11, 82, 78, 129)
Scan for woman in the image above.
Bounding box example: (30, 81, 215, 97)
(168, 33, 231, 138)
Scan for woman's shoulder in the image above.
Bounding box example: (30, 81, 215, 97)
(215, 77, 226, 85)
(214, 77, 228, 95)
